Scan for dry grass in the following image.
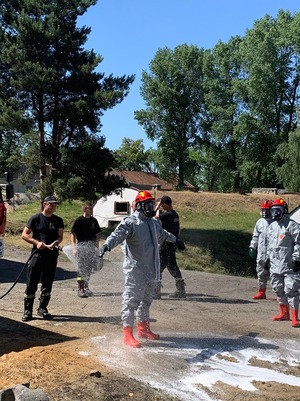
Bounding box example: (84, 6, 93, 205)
(3, 191, 300, 277)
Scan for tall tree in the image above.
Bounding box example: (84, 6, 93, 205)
(112, 138, 151, 171)
(135, 44, 205, 189)
(236, 10, 300, 188)
(54, 138, 126, 201)
(202, 37, 245, 191)
(0, 0, 134, 197)
(277, 127, 300, 191)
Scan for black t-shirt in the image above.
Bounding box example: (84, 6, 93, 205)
(160, 210, 180, 237)
(26, 213, 64, 248)
(71, 216, 101, 243)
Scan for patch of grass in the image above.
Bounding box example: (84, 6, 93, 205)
(4, 199, 259, 278)
(178, 209, 258, 277)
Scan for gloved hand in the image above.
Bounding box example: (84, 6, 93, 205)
(248, 247, 256, 259)
(176, 238, 186, 251)
(293, 260, 300, 273)
(265, 258, 270, 270)
(99, 244, 110, 258)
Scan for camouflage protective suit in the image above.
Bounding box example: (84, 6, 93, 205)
(266, 215, 300, 309)
(250, 216, 272, 289)
(104, 210, 176, 327)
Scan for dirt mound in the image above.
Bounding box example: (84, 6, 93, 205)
(154, 190, 300, 213)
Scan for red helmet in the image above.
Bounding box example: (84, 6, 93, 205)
(135, 191, 155, 217)
(272, 198, 287, 208)
(261, 200, 272, 209)
(135, 191, 155, 203)
(271, 198, 288, 220)
(260, 199, 272, 218)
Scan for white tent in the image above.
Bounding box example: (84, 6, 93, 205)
(290, 205, 300, 225)
(93, 188, 139, 228)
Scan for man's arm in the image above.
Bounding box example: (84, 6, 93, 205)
(70, 232, 77, 246)
(21, 226, 46, 250)
(57, 227, 64, 244)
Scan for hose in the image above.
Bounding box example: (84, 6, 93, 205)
(0, 249, 38, 300)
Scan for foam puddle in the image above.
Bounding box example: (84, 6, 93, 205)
(89, 334, 300, 401)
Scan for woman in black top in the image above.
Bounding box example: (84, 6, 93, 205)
(71, 202, 101, 298)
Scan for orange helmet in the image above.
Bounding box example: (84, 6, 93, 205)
(135, 191, 155, 217)
(260, 200, 272, 218)
(271, 198, 288, 220)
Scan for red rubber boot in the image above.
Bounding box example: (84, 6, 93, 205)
(291, 309, 300, 327)
(137, 321, 160, 340)
(252, 288, 266, 299)
(122, 327, 141, 348)
(272, 304, 290, 321)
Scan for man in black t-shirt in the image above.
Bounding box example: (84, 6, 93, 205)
(71, 202, 101, 298)
(21, 195, 64, 321)
(155, 195, 186, 299)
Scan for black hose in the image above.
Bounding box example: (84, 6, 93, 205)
(0, 249, 38, 300)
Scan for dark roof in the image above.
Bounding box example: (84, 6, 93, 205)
(110, 170, 196, 191)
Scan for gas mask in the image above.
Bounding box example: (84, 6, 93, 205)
(270, 206, 284, 220)
(137, 200, 156, 218)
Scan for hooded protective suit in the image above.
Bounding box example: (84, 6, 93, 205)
(250, 216, 272, 288)
(266, 214, 300, 309)
(105, 209, 176, 326)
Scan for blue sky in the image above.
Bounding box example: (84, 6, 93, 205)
(78, 1, 299, 150)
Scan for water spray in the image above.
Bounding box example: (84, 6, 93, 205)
(59, 243, 103, 272)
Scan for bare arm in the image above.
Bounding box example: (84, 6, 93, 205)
(21, 226, 46, 250)
(70, 232, 77, 246)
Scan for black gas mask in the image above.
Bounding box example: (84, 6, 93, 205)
(137, 200, 156, 218)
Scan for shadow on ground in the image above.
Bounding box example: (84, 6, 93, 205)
(0, 315, 77, 355)
(0, 258, 77, 285)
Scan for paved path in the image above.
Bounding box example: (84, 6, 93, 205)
(1, 246, 300, 400)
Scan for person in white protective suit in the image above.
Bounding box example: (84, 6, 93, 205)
(249, 200, 273, 299)
(100, 190, 181, 348)
(266, 198, 300, 327)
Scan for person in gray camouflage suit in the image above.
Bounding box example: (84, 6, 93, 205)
(100, 190, 178, 348)
(266, 198, 300, 327)
(249, 200, 273, 299)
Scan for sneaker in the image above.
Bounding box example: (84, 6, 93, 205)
(22, 310, 32, 322)
(37, 307, 53, 319)
(77, 289, 88, 298)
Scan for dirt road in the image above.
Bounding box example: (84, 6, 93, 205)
(1, 245, 300, 401)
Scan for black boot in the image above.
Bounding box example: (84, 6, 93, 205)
(152, 282, 162, 300)
(37, 295, 52, 319)
(22, 298, 34, 322)
(170, 278, 186, 299)
(78, 279, 88, 298)
(84, 281, 93, 296)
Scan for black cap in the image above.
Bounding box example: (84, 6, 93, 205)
(43, 195, 59, 204)
(161, 195, 172, 205)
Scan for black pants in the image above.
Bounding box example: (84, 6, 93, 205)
(159, 242, 182, 280)
(25, 249, 58, 298)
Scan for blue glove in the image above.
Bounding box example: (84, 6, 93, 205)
(249, 247, 256, 259)
(99, 244, 110, 258)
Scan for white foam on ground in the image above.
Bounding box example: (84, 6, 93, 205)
(89, 334, 300, 401)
